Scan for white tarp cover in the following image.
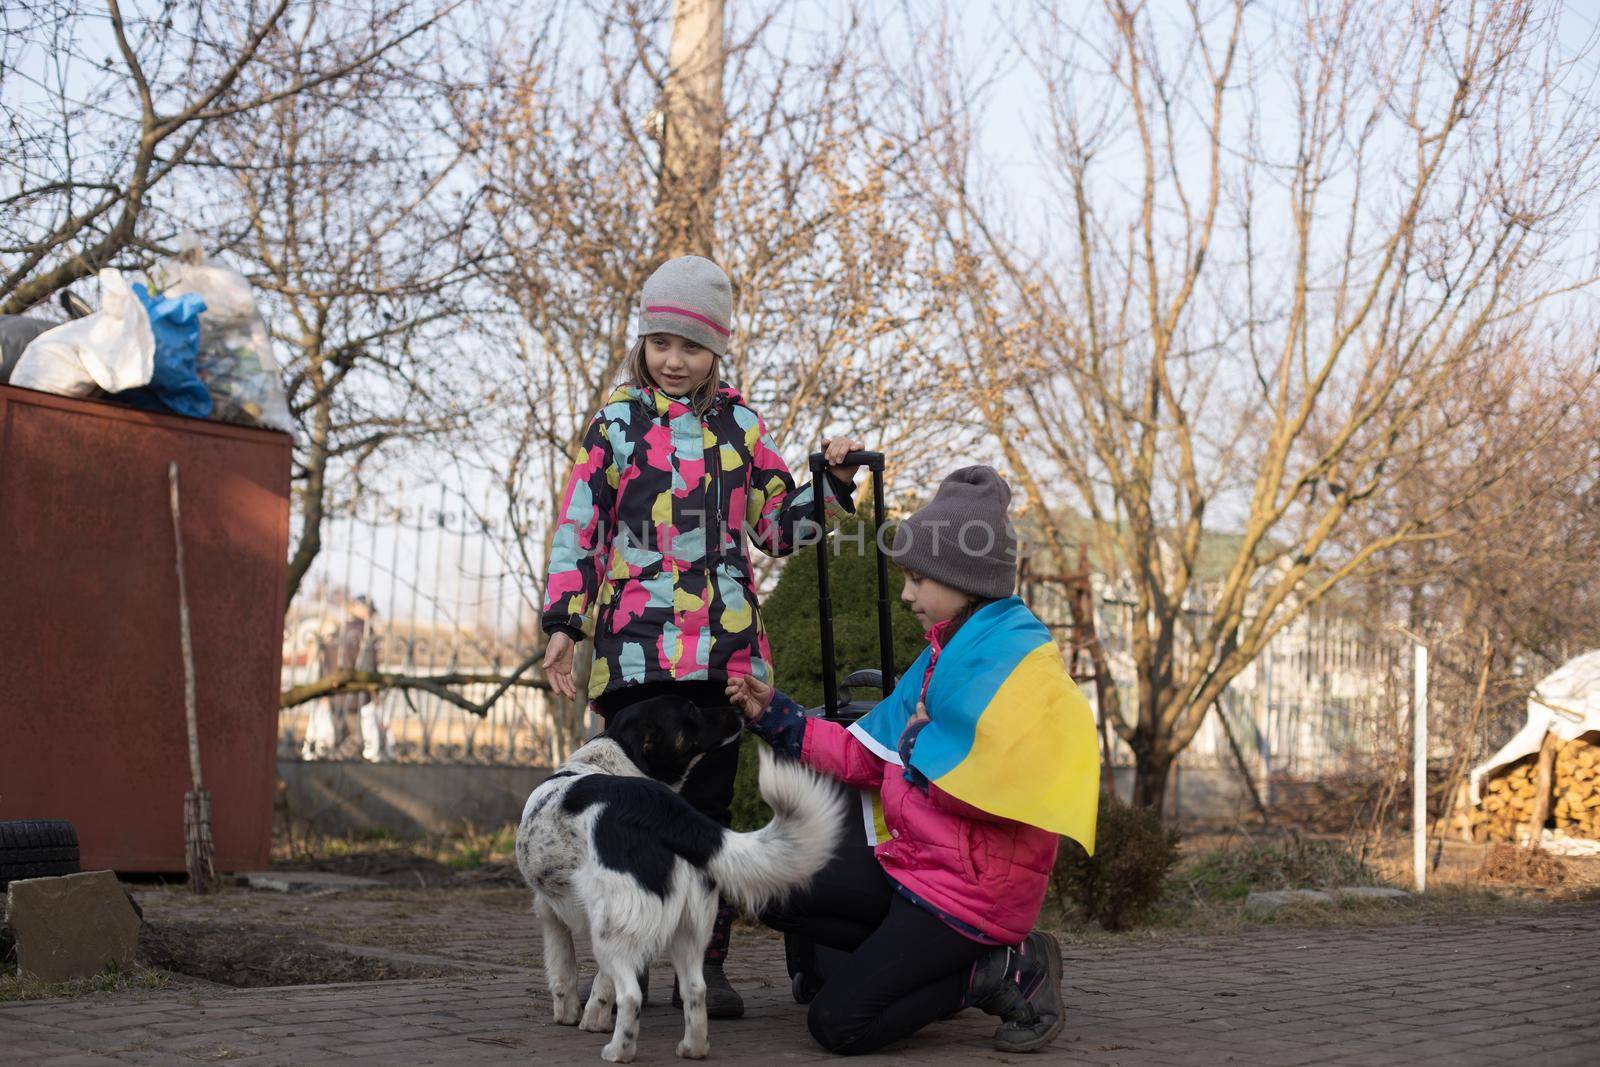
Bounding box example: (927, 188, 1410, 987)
(1469, 649, 1600, 804)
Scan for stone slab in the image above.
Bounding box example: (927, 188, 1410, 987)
(4, 870, 141, 981)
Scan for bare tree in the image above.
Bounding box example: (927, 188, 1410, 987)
(1, 0, 452, 315)
(198, 13, 482, 605)
(452, 0, 962, 605)
(935, 0, 1600, 809)
(658, 0, 725, 258)
(1356, 354, 1600, 766)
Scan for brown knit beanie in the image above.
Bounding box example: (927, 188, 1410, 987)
(887, 465, 1018, 599)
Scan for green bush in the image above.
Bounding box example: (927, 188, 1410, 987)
(731, 515, 927, 832)
(761, 516, 928, 709)
(1052, 792, 1181, 930)
(730, 733, 773, 832)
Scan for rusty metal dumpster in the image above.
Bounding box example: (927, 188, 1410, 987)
(0, 383, 290, 872)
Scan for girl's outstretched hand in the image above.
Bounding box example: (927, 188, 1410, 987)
(822, 436, 865, 483)
(726, 674, 773, 722)
(543, 631, 577, 700)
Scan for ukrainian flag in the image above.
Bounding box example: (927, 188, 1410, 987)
(849, 596, 1100, 853)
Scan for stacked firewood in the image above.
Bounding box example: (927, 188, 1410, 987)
(1458, 734, 1599, 842)
(1464, 760, 1538, 842)
(1552, 736, 1600, 837)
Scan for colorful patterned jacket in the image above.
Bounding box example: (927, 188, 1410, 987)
(541, 382, 854, 700)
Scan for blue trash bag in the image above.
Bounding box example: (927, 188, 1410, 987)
(112, 283, 212, 419)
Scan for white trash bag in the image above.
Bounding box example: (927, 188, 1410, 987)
(10, 269, 155, 397)
(145, 233, 293, 432)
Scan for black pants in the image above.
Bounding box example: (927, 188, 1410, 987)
(761, 822, 985, 1055)
(592, 680, 741, 828)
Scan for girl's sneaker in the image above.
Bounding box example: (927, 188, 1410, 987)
(965, 931, 1065, 1052)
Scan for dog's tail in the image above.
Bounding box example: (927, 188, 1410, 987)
(708, 749, 847, 914)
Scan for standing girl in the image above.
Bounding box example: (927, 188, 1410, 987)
(540, 255, 863, 1017)
(726, 465, 1101, 1055)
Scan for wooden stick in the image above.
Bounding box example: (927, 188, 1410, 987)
(170, 462, 202, 792)
(1213, 698, 1272, 826)
(1527, 730, 1560, 847)
(1434, 632, 1492, 855)
(169, 461, 214, 893)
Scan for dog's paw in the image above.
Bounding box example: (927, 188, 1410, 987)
(675, 1037, 709, 1059)
(601, 1038, 636, 1063)
(579, 1002, 614, 1032)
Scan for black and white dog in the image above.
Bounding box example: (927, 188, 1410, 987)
(517, 696, 843, 1062)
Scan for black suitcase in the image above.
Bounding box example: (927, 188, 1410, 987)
(803, 449, 897, 722)
(780, 450, 899, 1002)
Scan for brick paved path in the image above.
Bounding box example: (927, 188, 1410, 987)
(3, 905, 1596, 1065)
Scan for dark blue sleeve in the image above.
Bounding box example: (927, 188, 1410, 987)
(824, 469, 858, 512)
(747, 689, 808, 759)
(898, 717, 931, 791)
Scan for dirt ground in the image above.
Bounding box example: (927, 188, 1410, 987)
(6, 827, 1599, 1065)
(98, 825, 1599, 996)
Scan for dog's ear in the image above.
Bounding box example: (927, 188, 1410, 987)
(604, 704, 655, 775)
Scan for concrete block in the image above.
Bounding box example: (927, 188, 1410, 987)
(4, 870, 141, 981)
(1244, 886, 1410, 913)
(277, 759, 552, 839)
(1245, 889, 1335, 912)
(1333, 886, 1410, 902)
(234, 871, 384, 894)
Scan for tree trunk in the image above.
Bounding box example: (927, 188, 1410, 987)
(284, 373, 331, 608)
(658, 0, 724, 258)
(1131, 733, 1174, 815)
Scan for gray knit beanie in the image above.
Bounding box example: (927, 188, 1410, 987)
(636, 256, 733, 357)
(887, 465, 1018, 600)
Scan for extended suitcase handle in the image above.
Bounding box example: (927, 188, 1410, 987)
(810, 449, 885, 472)
(808, 450, 895, 720)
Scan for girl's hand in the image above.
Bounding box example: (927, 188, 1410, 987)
(726, 674, 774, 722)
(897, 702, 932, 777)
(543, 632, 578, 700)
(899, 701, 930, 744)
(822, 436, 866, 483)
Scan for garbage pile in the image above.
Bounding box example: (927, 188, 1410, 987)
(0, 233, 292, 433)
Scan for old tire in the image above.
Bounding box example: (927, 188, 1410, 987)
(0, 820, 81, 890)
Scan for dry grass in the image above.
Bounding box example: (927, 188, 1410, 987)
(0, 965, 172, 1003)
(1042, 884, 1531, 950)
(1476, 843, 1569, 886)
(270, 822, 520, 884)
(1040, 828, 1574, 949)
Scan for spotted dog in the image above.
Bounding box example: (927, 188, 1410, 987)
(516, 696, 844, 1062)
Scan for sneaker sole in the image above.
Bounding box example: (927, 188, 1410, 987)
(994, 932, 1065, 1053)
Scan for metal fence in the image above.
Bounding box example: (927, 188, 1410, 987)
(278, 484, 590, 766)
(280, 490, 1410, 778)
(1023, 572, 1409, 782)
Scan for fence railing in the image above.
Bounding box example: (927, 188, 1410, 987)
(1024, 573, 1410, 781)
(281, 491, 1412, 777)
(279, 483, 592, 766)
